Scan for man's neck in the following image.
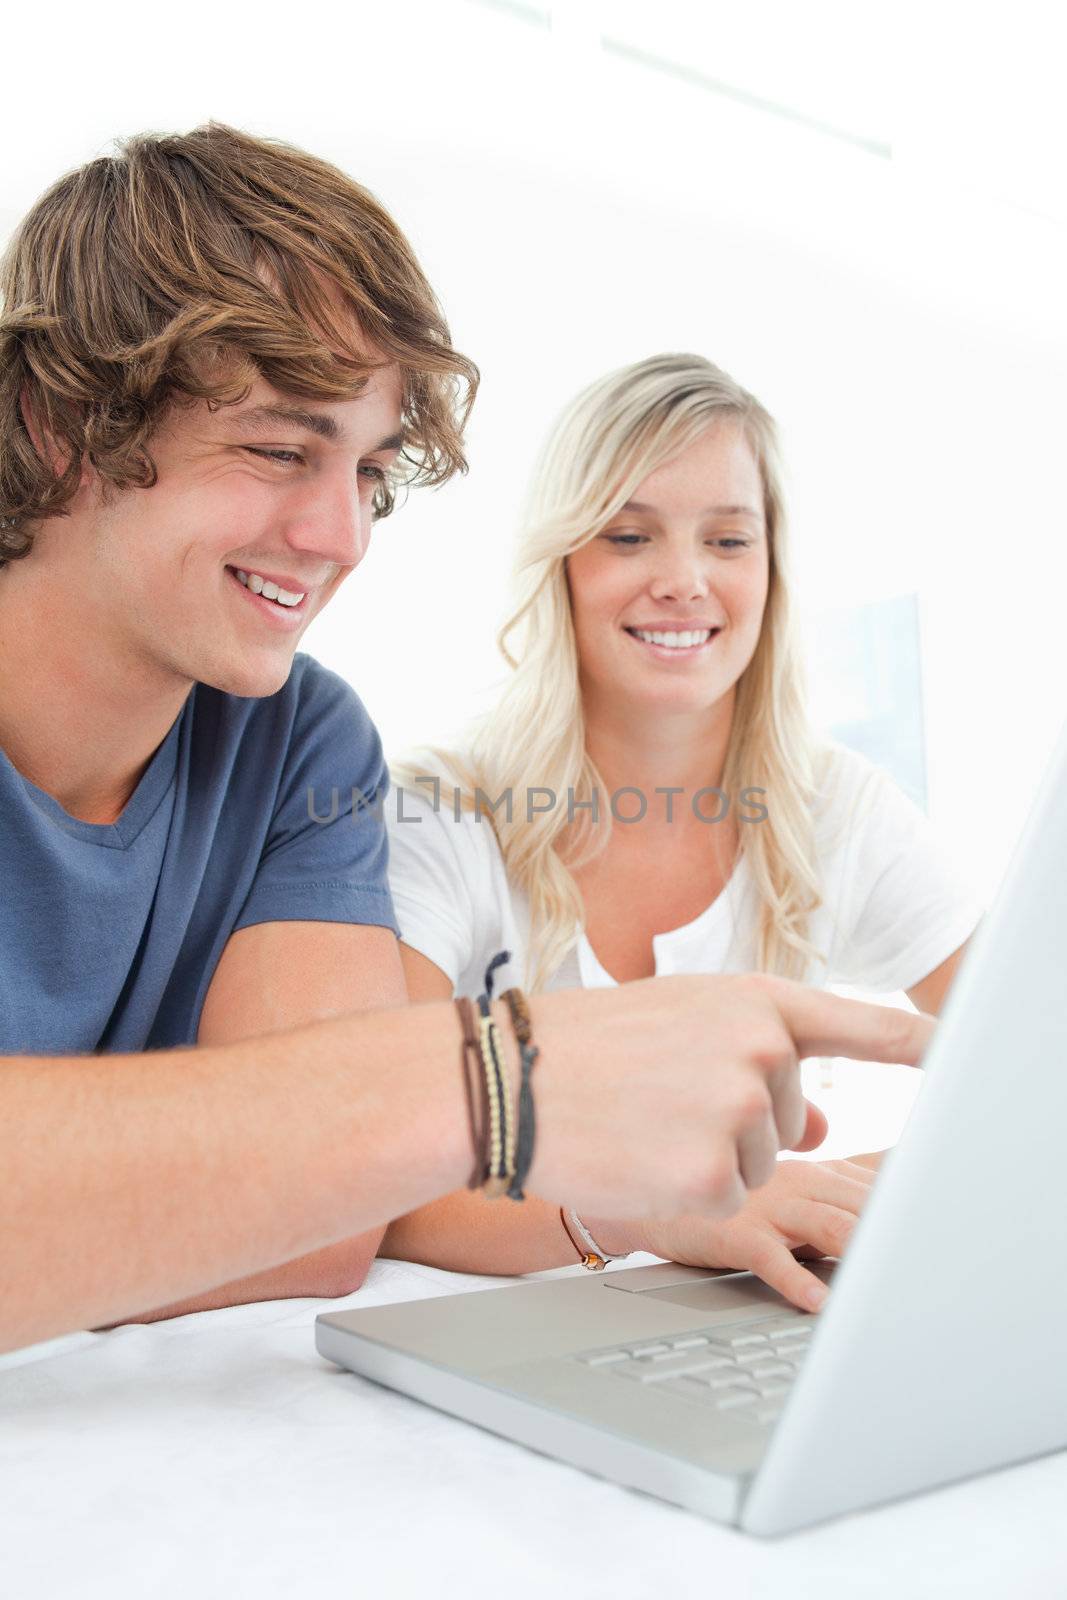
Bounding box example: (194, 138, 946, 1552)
(0, 564, 192, 826)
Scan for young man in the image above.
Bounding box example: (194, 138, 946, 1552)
(0, 125, 934, 1354)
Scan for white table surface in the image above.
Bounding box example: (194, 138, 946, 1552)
(6, 1062, 1067, 1599)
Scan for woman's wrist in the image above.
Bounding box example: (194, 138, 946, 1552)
(576, 1215, 644, 1257)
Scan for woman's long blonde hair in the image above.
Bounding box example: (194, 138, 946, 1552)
(396, 353, 828, 991)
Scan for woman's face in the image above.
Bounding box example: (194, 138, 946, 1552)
(566, 422, 770, 722)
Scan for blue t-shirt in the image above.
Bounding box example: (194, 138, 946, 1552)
(1, 654, 397, 1055)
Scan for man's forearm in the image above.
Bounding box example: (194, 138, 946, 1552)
(121, 1230, 388, 1323)
(1, 1003, 472, 1353)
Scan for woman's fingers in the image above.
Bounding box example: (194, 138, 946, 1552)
(779, 1198, 858, 1259)
(744, 1200, 860, 1310)
(744, 1233, 830, 1314)
(831, 1157, 879, 1186)
(785, 1161, 873, 1214)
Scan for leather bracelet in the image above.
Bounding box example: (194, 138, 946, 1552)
(454, 996, 488, 1190)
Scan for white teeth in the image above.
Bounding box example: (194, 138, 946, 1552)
(632, 628, 713, 649)
(232, 569, 306, 607)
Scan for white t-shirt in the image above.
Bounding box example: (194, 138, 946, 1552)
(385, 743, 983, 997)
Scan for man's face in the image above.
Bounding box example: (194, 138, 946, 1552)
(75, 363, 405, 698)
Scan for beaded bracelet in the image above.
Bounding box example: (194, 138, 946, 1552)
(474, 952, 516, 1198)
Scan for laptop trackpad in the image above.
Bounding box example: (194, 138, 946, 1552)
(611, 1260, 836, 1316)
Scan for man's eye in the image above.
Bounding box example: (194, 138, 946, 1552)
(358, 463, 387, 483)
(245, 447, 303, 466)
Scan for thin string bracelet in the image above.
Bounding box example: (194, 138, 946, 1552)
(501, 986, 539, 1202)
(560, 1207, 606, 1270)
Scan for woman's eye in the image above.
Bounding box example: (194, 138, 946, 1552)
(603, 533, 647, 547)
(709, 538, 749, 550)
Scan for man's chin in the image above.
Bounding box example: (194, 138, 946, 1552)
(197, 650, 298, 700)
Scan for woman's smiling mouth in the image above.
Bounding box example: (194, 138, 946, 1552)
(624, 625, 721, 654)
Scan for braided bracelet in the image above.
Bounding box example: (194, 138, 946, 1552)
(500, 985, 539, 1201)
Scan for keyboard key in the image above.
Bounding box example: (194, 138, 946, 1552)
(630, 1343, 671, 1358)
(622, 1356, 736, 1385)
(716, 1389, 759, 1410)
(669, 1335, 710, 1350)
(749, 1361, 794, 1380)
(580, 1350, 631, 1366)
(708, 1331, 767, 1349)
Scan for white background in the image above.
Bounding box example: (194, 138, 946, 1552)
(3, 0, 1065, 903)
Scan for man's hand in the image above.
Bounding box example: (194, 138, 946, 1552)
(527, 972, 933, 1223)
(622, 1157, 879, 1313)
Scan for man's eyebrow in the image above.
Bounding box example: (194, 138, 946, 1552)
(232, 405, 342, 441)
(618, 500, 762, 518)
(229, 406, 404, 454)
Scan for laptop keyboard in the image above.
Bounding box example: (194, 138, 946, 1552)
(574, 1312, 815, 1428)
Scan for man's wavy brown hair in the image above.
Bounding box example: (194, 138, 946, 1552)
(0, 123, 478, 563)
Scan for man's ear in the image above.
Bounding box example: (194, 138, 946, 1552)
(19, 387, 84, 486)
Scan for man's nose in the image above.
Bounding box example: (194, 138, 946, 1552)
(283, 473, 370, 570)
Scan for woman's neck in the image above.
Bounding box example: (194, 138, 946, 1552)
(581, 691, 736, 827)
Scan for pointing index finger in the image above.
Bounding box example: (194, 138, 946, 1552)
(765, 979, 935, 1068)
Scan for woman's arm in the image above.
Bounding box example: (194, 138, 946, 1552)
(906, 941, 970, 1015)
(840, 941, 972, 1180)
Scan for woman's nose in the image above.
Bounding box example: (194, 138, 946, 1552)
(648, 553, 710, 603)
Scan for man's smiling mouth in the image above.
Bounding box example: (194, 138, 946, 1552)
(226, 567, 307, 608)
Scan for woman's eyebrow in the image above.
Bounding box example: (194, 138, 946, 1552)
(619, 499, 761, 518)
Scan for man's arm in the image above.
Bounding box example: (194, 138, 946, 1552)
(0, 972, 934, 1354)
(122, 921, 407, 1322)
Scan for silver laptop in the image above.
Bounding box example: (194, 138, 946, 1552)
(317, 718, 1067, 1535)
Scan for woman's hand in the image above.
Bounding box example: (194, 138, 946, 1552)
(618, 1156, 881, 1313)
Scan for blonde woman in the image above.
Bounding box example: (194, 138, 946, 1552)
(377, 353, 981, 1310)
